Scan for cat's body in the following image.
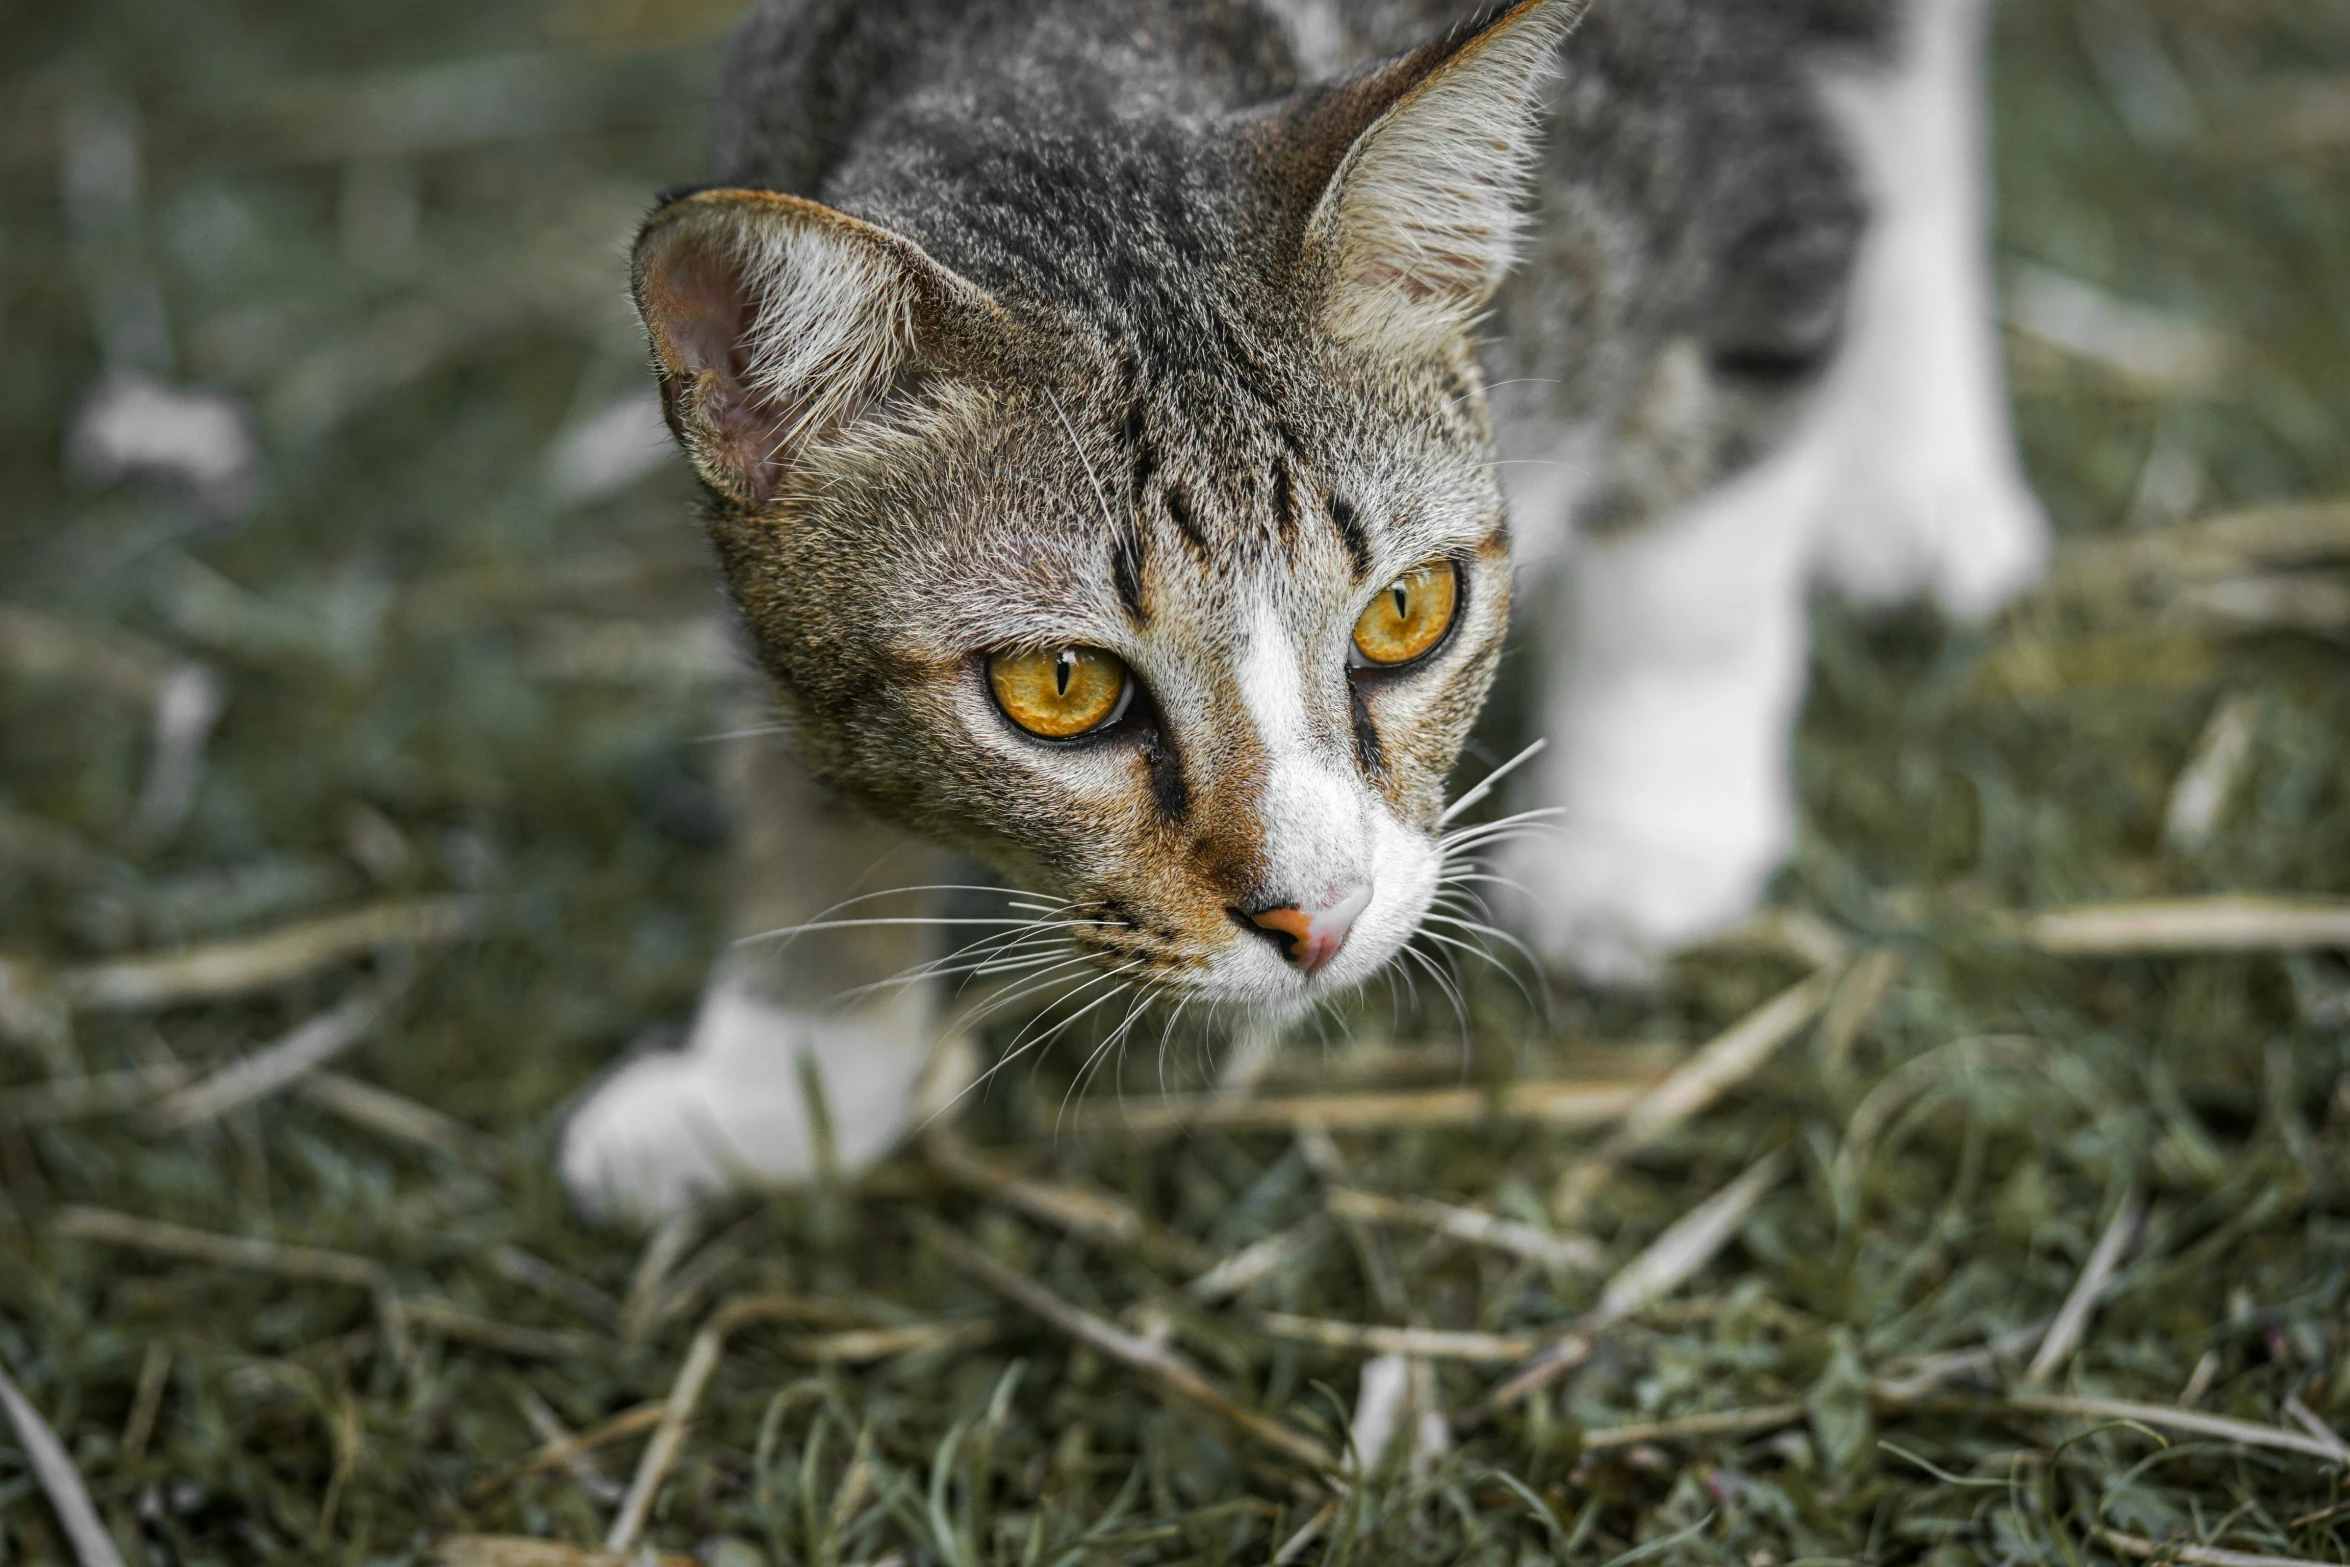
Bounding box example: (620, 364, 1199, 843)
(561, 0, 2043, 1218)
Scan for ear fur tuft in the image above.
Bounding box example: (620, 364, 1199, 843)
(632, 191, 980, 509)
(1305, 0, 1582, 353)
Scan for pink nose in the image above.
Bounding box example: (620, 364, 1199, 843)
(1239, 883, 1372, 976)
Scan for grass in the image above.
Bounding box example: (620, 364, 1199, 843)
(2, 0, 2348, 1562)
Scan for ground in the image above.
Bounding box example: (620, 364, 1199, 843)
(1, 0, 2348, 1563)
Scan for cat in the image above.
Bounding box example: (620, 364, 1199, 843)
(560, 0, 2046, 1220)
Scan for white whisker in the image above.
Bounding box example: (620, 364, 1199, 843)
(1437, 738, 1547, 826)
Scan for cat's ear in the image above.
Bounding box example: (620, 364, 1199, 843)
(1281, 0, 1579, 354)
(632, 189, 995, 509)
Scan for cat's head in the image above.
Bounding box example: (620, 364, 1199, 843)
(632, 1, 1575, 1007)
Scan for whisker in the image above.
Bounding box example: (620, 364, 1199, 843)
(923, 959, 1149, 1125)
(1418, 921, 1543, 1015)
(1044, 388, 1125, 538)
(734, 914, 1102, 946)
(1438, 819, 1566, 856)
(1440, 804, 1566, 848)
(1401, 942, 1471, 1052)
(1437, 738, 1548, 827)
(1441, 376, 1561, 413)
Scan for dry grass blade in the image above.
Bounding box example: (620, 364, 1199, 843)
(487, 1246, 619, 1327)
(1187, 1217, 1328, 1304)
(2096, 1528, 2324, 1566)
(1696, 906, 1852, 970)
(0, 1062, 191, 1124)
(1553, 976, 1829, 1220)
(931, 1225, 1339, 1475)
(1582, 1401, 1809, 1451)
(1485, 1149, 1790, 1414)
(1875, 1321, 2049, 1401)
(2024, 896, 2350, 954)
(513, 1386, 624, 1505)
(146, 982, 400, 1131)
(603, 1290, 947, 1553)
(1908, 1390, 2350, 1464)
(0, 1358, 129, 1567)
(2280, 1393, 2350, 1465)
(2024, 1185, 2143, 1385)
(1326, 1186, 1601, 1272)
(436, 1536, 696, 1567)
(52, 1204, 409, 1363)
(120, 1343, 169, 1463)
(57, 897, 480, 1012)
(783, 1319, 999, 1363)
(925, 1129, 1210, 1270)
(397, 1299, 574, 1360)
(1591, 1149, 1790, 1323)
(606, 1327, 722, 1554)
(465, 1403, 665, 1501)
(1255, 1312, 1536, 1364)
(53, 1204, 384, 1289)
(2165, 693, 2263, 849)
(618, 1211, 697, 1345)
(297, 1072, 510, 1172)
(1817, 949, 1903, 1070)
(1271, 1502, 1338, 1566)
(1066, 1075, 1656, 1137)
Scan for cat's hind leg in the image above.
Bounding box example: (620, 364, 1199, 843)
(559, 706, 957, 1223)
(1808, 0, 2047, 618)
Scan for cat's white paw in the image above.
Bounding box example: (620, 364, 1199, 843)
(559, 976, 935, 1224)
(1814, 449, 2050, 622)
(1496, 805, 1788, 985)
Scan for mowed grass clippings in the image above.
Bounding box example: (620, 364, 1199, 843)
(2, 0, 2349, 1561)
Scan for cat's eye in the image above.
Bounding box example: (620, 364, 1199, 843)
(988, 647, 1131, 739)
(1351, 561, 1459, 668)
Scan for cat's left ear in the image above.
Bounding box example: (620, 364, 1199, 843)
(1270, 0, 1580, 355)
(632, 189, 999, 509)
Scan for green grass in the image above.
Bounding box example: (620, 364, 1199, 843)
(2, 0, 2348, 1562)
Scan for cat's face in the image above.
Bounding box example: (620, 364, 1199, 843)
(712, 324, 1508, 1004)
(635, 0, 1574, 1008)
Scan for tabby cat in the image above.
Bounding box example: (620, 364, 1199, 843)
(561, 0, 2045, 1219)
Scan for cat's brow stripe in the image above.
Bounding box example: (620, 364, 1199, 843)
(1161, 484, 1210, 556)
(1111, 522, 1147, 622)
(1330, 494, 1372, 577)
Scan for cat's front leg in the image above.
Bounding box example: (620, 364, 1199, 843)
(560, 721, 956, 1223)
(1501, 428, 1832, 982)
(1809, 0, 2048, 618)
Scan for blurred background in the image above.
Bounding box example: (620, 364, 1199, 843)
(1, 1, 2347, 1563)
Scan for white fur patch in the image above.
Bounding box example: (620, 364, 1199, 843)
(560, 972, 936, 1223)
(1212, 601, 1443, 999)
(1503, 382, 1834, 978)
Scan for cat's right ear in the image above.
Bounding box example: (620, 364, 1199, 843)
(1259, 0, 1581, 356)
(632, 189, 996, 509)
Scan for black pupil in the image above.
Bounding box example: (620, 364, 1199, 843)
(1390, 582, 1411, 619)
(1054, 650, 1075, 696)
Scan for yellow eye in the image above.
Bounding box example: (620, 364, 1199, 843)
(988, 647, 1131, 738)
(1351, 560, 1459, 667)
